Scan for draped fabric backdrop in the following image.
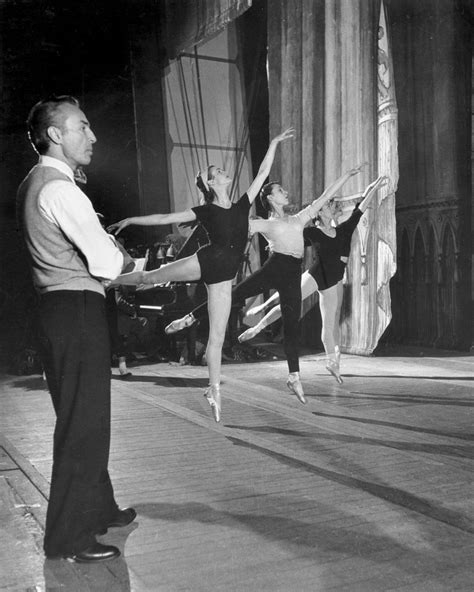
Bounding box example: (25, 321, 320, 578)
(268, 0, 398, 355)
(161, 0, 253, 60)
(373, 1, 398, 350)
(160, 20, 262, 296)
(131, 0, 260, 286)
(129, 0, 252, 234)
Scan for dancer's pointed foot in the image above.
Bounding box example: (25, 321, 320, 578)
(326, 359, 343, 384)
(165, 313, 196, 335)
(287, 373, 306, 404)
(238, 325, 262, 343)
(204, 384, 221, 422)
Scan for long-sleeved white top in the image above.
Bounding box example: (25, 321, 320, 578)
(249, 204, 315, 259)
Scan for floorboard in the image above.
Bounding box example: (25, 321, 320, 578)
(0, 349, 472, 591)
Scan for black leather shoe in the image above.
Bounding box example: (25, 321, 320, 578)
(65, 542, 120, 563)
(108, 507, 137, 528)
(98, 507, 137, 534)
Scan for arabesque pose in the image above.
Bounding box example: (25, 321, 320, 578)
(107, 129, 294, 422)
(240, 175, 387, 384)
(165, 164, 367, 401)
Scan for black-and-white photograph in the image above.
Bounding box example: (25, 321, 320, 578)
(0, 0, 472, 590)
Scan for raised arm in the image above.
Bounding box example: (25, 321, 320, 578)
(107, 209, 197, 236)
(306, 162, 367, 218)
(246, 128, 295, 204)
(358, 175, 387, 212)
(248, 217, 271, 236)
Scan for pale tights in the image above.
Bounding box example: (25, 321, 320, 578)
(248, 272, 344, 361)
(206, 280, 233, 386)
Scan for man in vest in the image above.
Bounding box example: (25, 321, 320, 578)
(17, 95, 136, 563)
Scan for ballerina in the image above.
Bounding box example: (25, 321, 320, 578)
(165, 164, 367, 401)
(240, 175, 388, 384)
(107, 129, 295, 421)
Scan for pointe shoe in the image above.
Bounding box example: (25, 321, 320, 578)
(287, 375, 306, 404)
(326, 359, 343, 384)
(165, 313, 196, 334)
(238, 325, 262, 343)
(204, 385, 221, 422)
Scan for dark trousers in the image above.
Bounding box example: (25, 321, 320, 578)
(106, 289, 127, 358)
(38, 290, 118, 556)
(233, 253, 302, 373)
(192, 253, 302, 372)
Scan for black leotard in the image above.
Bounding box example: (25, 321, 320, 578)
(182, 252, 303, 373)
(192, 193, 251, 284)
(304, 205, 363, 290)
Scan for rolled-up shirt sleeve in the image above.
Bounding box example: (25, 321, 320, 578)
(39, 180, 124, 280)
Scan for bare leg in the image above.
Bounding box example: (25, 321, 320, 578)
(319, 283, 339, 354)
(319, 281, 343, 383)
(115, 254, 202, 286)
(245, 290, 280, 318)
(239, 271, 319, 342)
(204, 281, 232, 421)
(333, 281, 344, 352)
(300, 271, 320, 301)
(239, 304, 282, 342)
(206, 281, 232, 384)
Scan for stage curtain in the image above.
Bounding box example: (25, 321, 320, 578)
(372, 1, 398, 350)
(268, 0, 398, 354)
(161, 0, 253, 59)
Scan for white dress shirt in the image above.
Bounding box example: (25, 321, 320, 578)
(37, 155, 123, 280)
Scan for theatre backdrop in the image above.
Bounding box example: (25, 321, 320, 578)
(0, 0, 471, 361)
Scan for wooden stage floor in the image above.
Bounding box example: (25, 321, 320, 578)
(0, 348, 473, 591)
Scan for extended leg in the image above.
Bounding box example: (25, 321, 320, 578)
(244, 288, 280, 318)
(239, 271, 319, 342)
(117, 253, 202, 287)
(171, 256, 274, 336)
(166, 254, 280, 335)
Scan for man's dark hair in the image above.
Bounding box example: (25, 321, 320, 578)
(27, 95, 79, 154)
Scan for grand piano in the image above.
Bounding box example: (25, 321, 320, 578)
(132, 225, 209, 362)
(132, 223, 254, 362)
